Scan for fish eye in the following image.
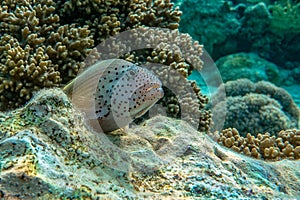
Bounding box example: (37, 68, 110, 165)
(129, 70, 135, 76)
(126, 67, 138, 79)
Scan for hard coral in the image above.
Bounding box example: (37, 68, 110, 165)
(177, 0, 300, 67)
(215, 128, 300, 161)
(56, 0, 208, 130)
(56, 0, 182, 44)
(215, 52, 281, 85)
(213, 79, 299, 136)
(0, 0, 210, 131)
(0, 0, 184, 112)
(0, 0, 94, 111)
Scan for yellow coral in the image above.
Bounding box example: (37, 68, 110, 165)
(216, 128, 300, 161)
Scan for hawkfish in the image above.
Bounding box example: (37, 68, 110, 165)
(63, 59, 164, 133)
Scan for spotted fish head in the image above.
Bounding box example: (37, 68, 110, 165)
(111, 65, 164, 119)
(64, 59, 164, 133)
(95, 61, 164, 132)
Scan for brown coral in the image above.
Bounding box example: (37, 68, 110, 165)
(211, 78, 300, 160)
(215, 128, 300, 161)
(0, 0, 185, 112)
(0, 0, 94, 111)
(0, 0, 211, 132)
(56, 0, 182, 44)
(59, 0, 208, 130)
(212, 79, 299, 136)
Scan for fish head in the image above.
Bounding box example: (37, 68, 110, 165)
(127, 67, 164, 118)
(110, 64, 164, 121)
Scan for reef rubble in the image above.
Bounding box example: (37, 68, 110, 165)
(0, 89, 299, 199)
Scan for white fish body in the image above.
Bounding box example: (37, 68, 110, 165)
(63, 59, 164, 132)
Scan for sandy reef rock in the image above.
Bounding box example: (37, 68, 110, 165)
(0, 89, 299, 199)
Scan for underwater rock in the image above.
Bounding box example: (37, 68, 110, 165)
(0, 88, 299, 199)
(0, 89, 135, 199)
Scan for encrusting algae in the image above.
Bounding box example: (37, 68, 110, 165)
(0, 89, 299, 199)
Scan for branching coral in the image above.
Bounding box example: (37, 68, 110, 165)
(0, 0, 210, 131)
(0, 0, 94, 111)
(57, 0, 209, 130)
(211, 77, 300, 161)
(0, 0, 185, 112)
(214, 128, 300, 160)
(56, 0, 182, 44)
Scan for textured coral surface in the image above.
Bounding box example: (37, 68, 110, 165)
(216, 53, 281, 84)
(213, 79, 299, 136)
(214, 128, 300, 161)
(0, 0, 94, 110)
(211, 79, 300, 161)
(0, 0, 184, 111)
(177, 0, 300, 67)
(0, 89, 299, 199)
(177, 0, 300, 107)
(0, 0, 211, 131)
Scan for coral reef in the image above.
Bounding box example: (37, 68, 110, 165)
(0, 88, 299, 198)
(177, 0, 241, 59)
(269, 0, 300, 37)
(1, 1, 299, 198)
(0, 0, 94, 111)
(138, 28, 209, 130)
(0, 0, 210, 131)
(176, 0, 300, 67)
(213, 79, 299, 136)
(215, 52, 281, 85)
(56, 0, 182, 44)
(0, 0, 183, 111)
(214, 128, 300, 161)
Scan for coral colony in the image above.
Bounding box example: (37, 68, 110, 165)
(0, 0, 299, 199)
